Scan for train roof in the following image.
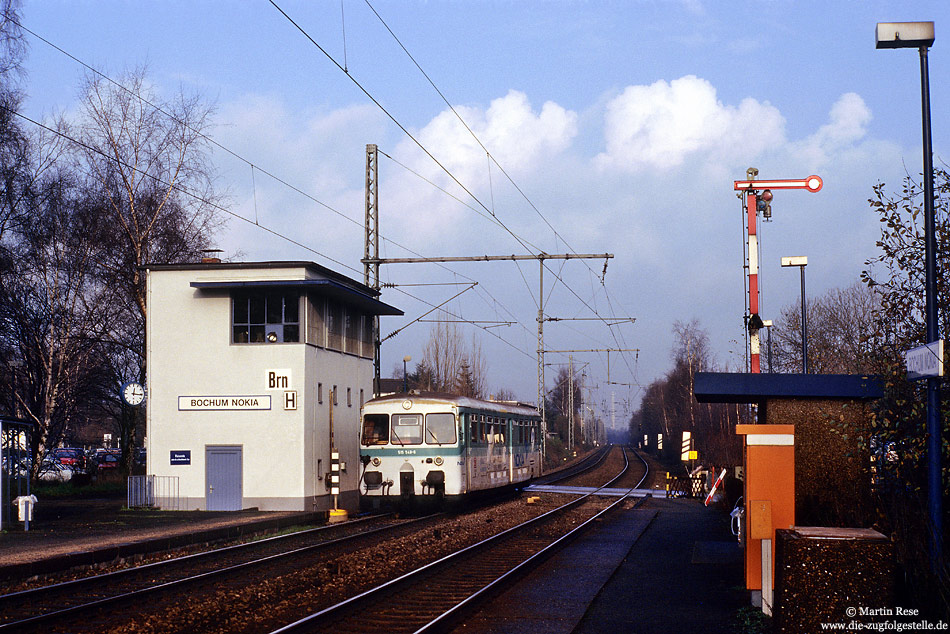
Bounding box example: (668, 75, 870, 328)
(364, 391, 540, 418)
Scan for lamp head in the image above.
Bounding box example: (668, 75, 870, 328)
(876, 22, 934, 49)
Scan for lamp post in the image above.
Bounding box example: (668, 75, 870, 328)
(876, 21, 941, 563)
(781, 256, 808, 373)
(403, 355, 411, 393)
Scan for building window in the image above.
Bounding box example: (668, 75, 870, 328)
(327, 301, 343, 351)
(333, 385, 338, 406)
(308, 296, 326, 347)
(344, 312, 360, 354)
(361, 316, 374, 359)
(347, 387, 352, 407)
(318, 382, 323, 404)
(233, 291, 300, 343)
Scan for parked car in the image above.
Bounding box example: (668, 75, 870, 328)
(95, 449, 121, 470)
(37, 456, 73, 482)
(51, 447, 87, 471)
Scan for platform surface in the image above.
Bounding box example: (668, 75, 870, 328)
(452, 497, 746, 634)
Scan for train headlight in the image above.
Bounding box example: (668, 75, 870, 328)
(372, 457, 381, 466)
(434, 456, 443, 466)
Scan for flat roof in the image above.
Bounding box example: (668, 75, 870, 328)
(145, 261, 403, 316)
(693, 372, 883, 403)
(190, 279, 403, 316)
(144, 260, 373, 291)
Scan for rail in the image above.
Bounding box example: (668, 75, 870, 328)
(0, 512, 425, 632)
(271, 446, 649, 634)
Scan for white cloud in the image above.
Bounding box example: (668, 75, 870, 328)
(595, 75, 786, 172)
(401, 89, 578, 188)
(791, 92, 872, 166)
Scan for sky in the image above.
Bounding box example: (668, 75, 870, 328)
(18, 0, 950, 429)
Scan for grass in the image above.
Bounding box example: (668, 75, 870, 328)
(734, 606, 772, 634)
(32, 479, 126, 499)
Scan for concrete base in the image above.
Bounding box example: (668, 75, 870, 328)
(328, 509, 348, 524)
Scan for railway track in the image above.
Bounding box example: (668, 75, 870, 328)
(271, 446, 649, 634)
(0, 513, 429, 632)
(0, 444, 633, 633)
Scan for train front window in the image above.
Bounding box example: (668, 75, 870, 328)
(391, 414, 422, 445)
(361, 414, 389, 445)
(425, 413, 457, 445)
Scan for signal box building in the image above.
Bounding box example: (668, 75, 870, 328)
(144, 261, 402, 512)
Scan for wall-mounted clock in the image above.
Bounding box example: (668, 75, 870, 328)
(121, 382, 146, 407)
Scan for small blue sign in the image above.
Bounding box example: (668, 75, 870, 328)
(170, 450, 191, 465)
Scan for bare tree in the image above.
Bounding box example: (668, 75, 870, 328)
(0, 166, 119, 476)
(70, 66, 223, 472)
(420, 318, 487, 397)
(0, 0, 29, 245)
(770, 281, 879, 374)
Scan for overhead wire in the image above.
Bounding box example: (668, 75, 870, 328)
(272, 2, 637, 359)
(268, 0, 539, 260)
(357, 0, 640, 385)
(11, 15, 541, 362)
(5, 103, 537, 363)
(22, 5, 638, 393)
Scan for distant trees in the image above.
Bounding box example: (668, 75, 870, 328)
(0, 163, 119, 478)
(629, 320, 742, 468)
(545, 364, 582, 450)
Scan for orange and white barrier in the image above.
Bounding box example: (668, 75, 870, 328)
(704, 468, 727, 506)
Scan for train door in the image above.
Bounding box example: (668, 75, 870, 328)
(507, 417, 514, 482)
(462, 412, 472, 494)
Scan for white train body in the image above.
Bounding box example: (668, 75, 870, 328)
(359, 392, 541, 508)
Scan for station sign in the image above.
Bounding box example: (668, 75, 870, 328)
(178, 395, 272, 410)
(265, 369, 292, 390)
(904, 340, 944, 380)
(170, 450, 191, 465)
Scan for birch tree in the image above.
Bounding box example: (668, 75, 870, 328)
(71, 67, 222, 471)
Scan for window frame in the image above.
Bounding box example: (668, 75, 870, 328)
(232, 290, 301, 344)
(361, 413, 389, 446)
(390, 413, 423, 446)
(425, 412, 457, 446)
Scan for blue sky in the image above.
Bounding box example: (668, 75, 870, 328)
(19, 1, 950, 428)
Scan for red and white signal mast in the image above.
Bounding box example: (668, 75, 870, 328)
(733, 169, 822, 373)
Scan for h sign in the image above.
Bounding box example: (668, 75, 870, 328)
(284, 391, 298, 410)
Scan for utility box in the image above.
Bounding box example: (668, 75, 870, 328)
(736, 424, 795, 615)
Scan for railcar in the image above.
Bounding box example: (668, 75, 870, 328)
(359, 392, 542, 509)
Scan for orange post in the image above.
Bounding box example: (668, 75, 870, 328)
(736, 424, 795, 613)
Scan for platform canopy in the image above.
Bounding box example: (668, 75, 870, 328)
(693, 372, 883, 404)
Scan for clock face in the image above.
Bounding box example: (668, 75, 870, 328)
(122, 382, 145, 406)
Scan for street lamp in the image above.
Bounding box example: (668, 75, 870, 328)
(876, 20, 941, 563)
(781, 256, 808, 373)
(403, 355, 412, 393)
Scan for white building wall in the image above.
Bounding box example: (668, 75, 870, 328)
(145, 264, 376, 512)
